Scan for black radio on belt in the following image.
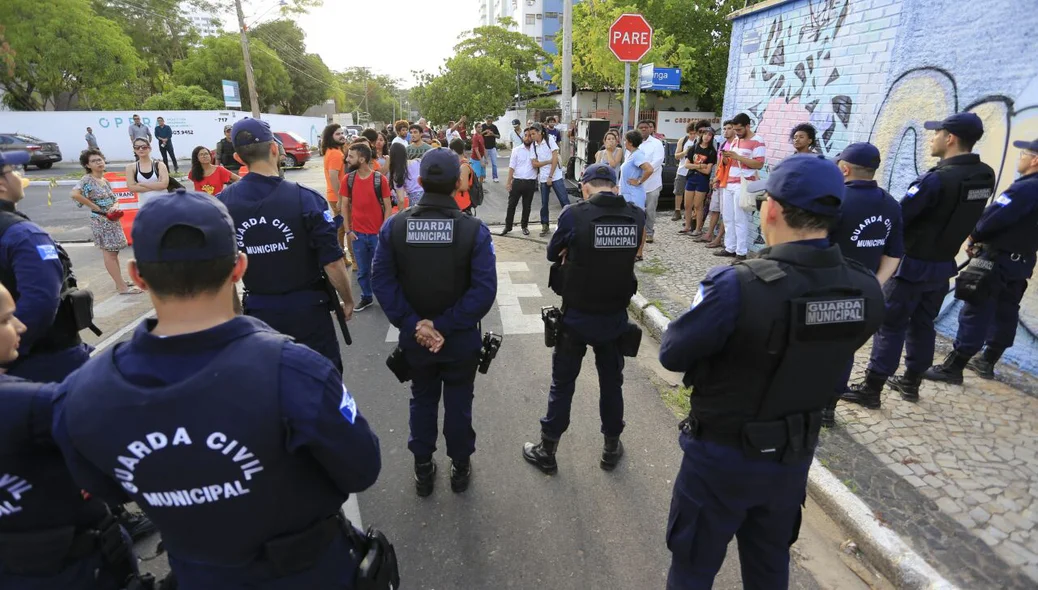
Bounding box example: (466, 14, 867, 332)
(618, 322, 643, 357)
(954, 247, 997, 305)
(385, 346, 412, 383)
(478, 331, 503, 374)
(541, 306, 561, 347)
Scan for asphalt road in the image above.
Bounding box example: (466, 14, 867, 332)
(36, 159, 879, 589)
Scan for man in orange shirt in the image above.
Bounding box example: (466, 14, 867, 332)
(321, 124, 353, 266)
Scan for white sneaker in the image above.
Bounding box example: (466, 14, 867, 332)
(492, 178, 499, 183)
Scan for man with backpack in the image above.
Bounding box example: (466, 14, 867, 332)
(341, 143, 392, 312)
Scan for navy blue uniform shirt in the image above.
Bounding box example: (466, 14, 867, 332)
(372, 211, 497, 347)
(548, 197, 631, 339)
(972, 172, 1038, 245)
(224, 174, 345, 267)
(51, 316, 381, 506)
(0, 203, 63, 360)
(659, 239, 830, 373)
(830, 180, 903, 272)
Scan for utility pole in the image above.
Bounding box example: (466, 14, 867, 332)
(234, 0, 261, 118)
(621, 62, 631, 133)
(634, 63, 642, 127)
(561, 0, 573, 162)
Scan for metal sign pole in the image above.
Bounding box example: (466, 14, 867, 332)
(622, 62, 631, 133)
(634, 63, 642, 127)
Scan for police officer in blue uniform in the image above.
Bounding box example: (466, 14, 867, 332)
(922, 138, 1038, 382)
(659, 156, 884, 589)
(842, 113, 995, 408)
(823, 142, 903, 426)
(0, 283, 143, 590)
(51, 191, 388, 589)
(217, 119, 355, 373)
(522, 163, 644, 474)
(372, 148, 497, 496)
(0, 151, 93, 382)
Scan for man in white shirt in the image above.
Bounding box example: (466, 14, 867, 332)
(503, 127, 538, 236)
(508, 119, 524, 149)
(633, 119, 666, 243)
(716, 112, 767, 261)
(392, 120, 409, 147)
(532, 124, 569, 236)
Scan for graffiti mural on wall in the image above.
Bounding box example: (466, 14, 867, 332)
(739, 0, 853, 162)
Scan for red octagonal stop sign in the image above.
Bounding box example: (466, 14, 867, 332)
(609, 13, 653, 62)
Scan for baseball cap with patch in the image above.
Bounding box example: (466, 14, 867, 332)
(419, 148, 461, 183)
(746, 154, 845, 217)
(231, 118, 274, 147)
(1013, 138, 1038, 152)
(923, 112, 984, 143)
(835, 142, 881, 169)
(581, 162, 617, 185)
(0, 151, 30, 170)
(132, 189, 237, 263)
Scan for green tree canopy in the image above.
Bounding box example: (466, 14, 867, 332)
(172, 34, 291, 111)
(91, 0, 200, 97)
(454, 17, 550, 97)
(411, 56, 514, 125)
(0, 0, 143, 110)
(250, 20, 335, 115)
(556, 0, 739, 111)
(336, 67, 402, 124)
(141, 85, 224, 110)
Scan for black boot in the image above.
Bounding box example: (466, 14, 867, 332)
(414, 458, 437, 497)
(450, 459, 471, 493)
(112, 505, 158, 541)
(821, 397, 839, 428)
(522, 437, 559, 474)
(966, 346, 1002, 379)
(600, 436, 624, 471)
(840, 371, 885, 409)
(922, 352, 969, 385)
(889, 370, 923, 402)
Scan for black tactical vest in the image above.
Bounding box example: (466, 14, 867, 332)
(557, 193, 643, 313)
(63, 322, 347, 565)
(903, 154, 995, 261)
(688, 243, 884, 436)
(390, 194, 480, 319)
(984, 174, 1038, 256)
(0, 211, 83, 354)
(0, 377, 106, 533)
(218, 180, 322, 295)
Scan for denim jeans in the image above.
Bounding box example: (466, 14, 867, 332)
(486, 147, 499, 179)
(352, 232, 378, 299)
(540, 178, 569, 224)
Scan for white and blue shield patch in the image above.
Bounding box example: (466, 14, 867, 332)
(339, 385, 358, 424)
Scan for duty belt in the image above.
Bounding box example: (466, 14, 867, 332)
(680, 412, 822, 464)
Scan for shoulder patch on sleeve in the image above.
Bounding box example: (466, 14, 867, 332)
(36, 245, 59, 261)
(339, 384, 358, 424)
(323, 209, 334, 223)
(994, 193, 1012, 207)
(905, 184, 920, 197)
(691, 284, 705, 309)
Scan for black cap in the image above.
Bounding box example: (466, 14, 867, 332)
(132, 190, 237, 263)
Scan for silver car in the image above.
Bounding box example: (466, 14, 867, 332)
(0, 133, 63, 169)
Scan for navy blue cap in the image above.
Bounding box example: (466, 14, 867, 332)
(419, 148, 461, 182)
(231, 118, 274, 147)
(923, 112, 984, 142)
(836, 142, 881, 169)
(747, 155, 845, 217)
(1013, 138, 1038, 152)
(0, 151, 30, 169)
(132, 190, 237, 263)
(581, 162, 617, 185)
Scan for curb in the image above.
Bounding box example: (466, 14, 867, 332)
(29, 179, 78, 187)
(627, 292, 959, 590)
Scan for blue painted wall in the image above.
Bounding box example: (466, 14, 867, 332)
(723, 0, 1038, 373)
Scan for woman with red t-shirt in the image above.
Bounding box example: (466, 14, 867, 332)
(188, 146, 239, 195)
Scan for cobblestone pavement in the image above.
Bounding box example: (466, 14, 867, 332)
(636, 213, 1038, 587)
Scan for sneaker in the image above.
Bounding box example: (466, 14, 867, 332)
(539, 224, 550, 237)
(493, 178, 499, 183)
(713, 250, 736, 258)
(671, 211, 681, 221)
(645, 236, 654, 244)
(354, 297, 374, 312)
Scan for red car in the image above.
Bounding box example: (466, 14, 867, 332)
(274, 131, 311, 168)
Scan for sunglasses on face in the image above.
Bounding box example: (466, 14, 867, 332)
(134, 145, 150, 151)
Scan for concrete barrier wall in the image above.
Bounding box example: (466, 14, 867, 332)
(721, 0, 1038, 374)
(0, 110, 327, 163)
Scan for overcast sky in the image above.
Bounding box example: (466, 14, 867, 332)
(235, 0, 478, 88)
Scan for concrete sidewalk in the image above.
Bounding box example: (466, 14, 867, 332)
(631, 214, 1038, 589)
